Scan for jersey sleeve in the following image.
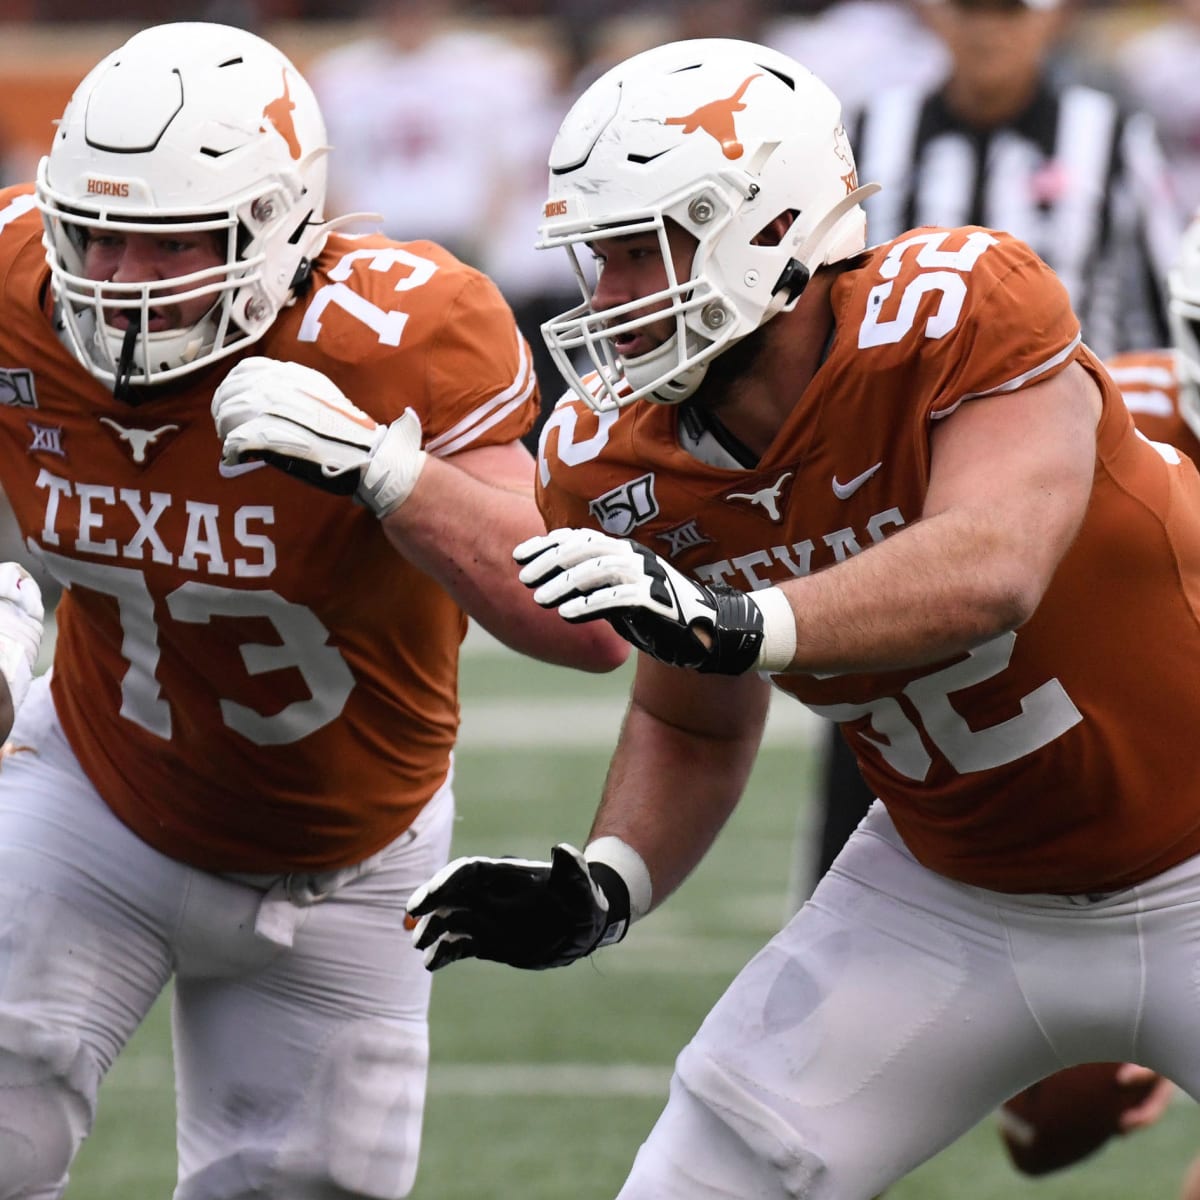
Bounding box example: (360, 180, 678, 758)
(0, 185, 42, 298)
(419, 265, 539, 456)
(288, 234, 539, 457)
(853, 228, 1083, 424)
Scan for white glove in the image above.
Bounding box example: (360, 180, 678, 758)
(0, 563, 44, 713)
(514, 528, 770, 674)
(212, 357, 426, 518)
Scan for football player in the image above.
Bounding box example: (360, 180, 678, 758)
(0, 21, 628, 1199)
(992, 211, 1200, 1195)
(1109, 211, 1200, 463)
(403, 38, 1200, 1199)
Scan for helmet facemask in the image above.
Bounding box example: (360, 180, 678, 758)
(34, 22, 330, 401)
(543, 205, 727, 412)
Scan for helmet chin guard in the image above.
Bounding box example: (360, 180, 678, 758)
(35, 22, 332, 397)
(538, 38, 879, 412)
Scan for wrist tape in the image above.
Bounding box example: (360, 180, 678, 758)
(747, 586, 797, 673)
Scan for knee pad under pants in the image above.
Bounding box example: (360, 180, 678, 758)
(0, 1027, 96, 1200)
(176, 1018, 428, 1200)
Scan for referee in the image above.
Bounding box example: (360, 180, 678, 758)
(853, 0, 1181, 360)
(801, 0, 1185, 898)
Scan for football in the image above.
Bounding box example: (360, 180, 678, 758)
(998, 1062, 1163, 1176)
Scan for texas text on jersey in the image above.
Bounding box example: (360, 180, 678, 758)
(536, 225, 1200, 895)
(0, 182, 537, 873)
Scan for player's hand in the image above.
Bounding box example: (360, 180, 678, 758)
(1115, 1064, 1173, 1132)
(211, 357, 426, 518)
(514, 528, 765, 674)
(0, 563, 43, 713)
(406, 843, 629, 971)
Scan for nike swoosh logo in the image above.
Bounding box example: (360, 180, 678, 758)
(218, 459, 268, 478)
(831, 462, 882, 500)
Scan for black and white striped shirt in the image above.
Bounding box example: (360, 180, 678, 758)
(852, 80, 1182, 358)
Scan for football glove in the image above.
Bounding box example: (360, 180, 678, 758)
(0, 563, 43, 713)
(514, 528, 766, 674)
(406, 843, 630, 971)
(211, 357, 426, 518)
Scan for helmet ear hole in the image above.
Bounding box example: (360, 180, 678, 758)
(751, 211, 798, 248)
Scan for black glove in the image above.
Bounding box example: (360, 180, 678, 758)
(406, 843, 631, 971)
(514, 528, 765, 674)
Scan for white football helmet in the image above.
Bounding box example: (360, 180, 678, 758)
(537, 38, 879, 412)
(35, 22, 330, 397)
(1169, 213, 1200, 441)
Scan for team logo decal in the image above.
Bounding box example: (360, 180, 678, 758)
(0, 368, 37, 409)
(726, 471, 794, 522)
(832, 461, 882, 500)
(262, 69, 302, 160)
(833, 123, 859, 195)
(655, 520, 713, 559)
(589, 473, 659, 536)
(27, 422, 65, 457)
(665, 75, 761, 161)
(99, 417, 181, 465)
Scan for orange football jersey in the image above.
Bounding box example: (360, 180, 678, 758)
(1107, 347, 1200, 463)
(0, 184, 538, 873)
(538, 226, 1200, 894)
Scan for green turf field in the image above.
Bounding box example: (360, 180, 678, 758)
(63, 635, 1200, 1198)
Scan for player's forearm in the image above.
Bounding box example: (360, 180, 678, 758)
(382, 456, 629, 673)
(587, 675, 768, 910)
(773, 503, 1049, 674)
(765, 364, 1098, 675)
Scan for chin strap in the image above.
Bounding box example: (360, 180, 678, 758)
(112, 310, 141, 405)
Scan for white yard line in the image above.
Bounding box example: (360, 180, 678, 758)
(458, 693, 821, 750)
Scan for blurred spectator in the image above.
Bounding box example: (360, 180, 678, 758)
(771, 0, 947, 111)
(307, 0, 551, 266)
(476, 8, 612, 451)
(854, 0, 1180, 363)
(664, 0, 778, 41)
(1114, 0, 1200, 216)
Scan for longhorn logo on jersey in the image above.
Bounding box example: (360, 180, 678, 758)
(99, 417, 181, 465)
(664, 75, 761, 160)
(725, 471, 794, 522)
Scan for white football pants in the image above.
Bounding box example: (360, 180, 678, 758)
(0, 675, 454, 1200)
(618, 800, 1200, 1200)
